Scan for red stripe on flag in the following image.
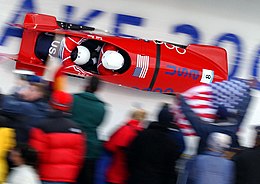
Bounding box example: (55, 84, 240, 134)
(175, 84, 215, 136)
(189, 104, 212, 109)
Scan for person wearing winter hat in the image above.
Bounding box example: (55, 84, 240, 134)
(126, 104, 183, 184)
(179, 94, 251, 154)
(71, 76, 106, 184)
(207, 132, 232, 152)
(0, 82, 50, 143)
(29, 91, 86, 184)
(12, 70, 44, 95)
(158, 103, 174, 125)
(157, 103, 185, 155)
(185, 132, 234, 184)
(49, 90, 73, 112)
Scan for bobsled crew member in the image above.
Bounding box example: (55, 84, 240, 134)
(97, 43, 124, 75)
(36, 33, 91, 67)
(53, 36, 90, 90)
(60, 37, 90, 66)
(35, 33, 100, 90)
(36, 33, 103, 69)
(53, 37, 103, 90)
(68, 38, 104, 69)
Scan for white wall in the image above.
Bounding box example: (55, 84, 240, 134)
(1, 0, 260, 153)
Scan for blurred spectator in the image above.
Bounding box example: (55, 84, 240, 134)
(179, 94, 251, 153)
(29, 91, 85, 184)
(94, 143, 112, 184)
(12, 75, 29, 96)
(159, 103, 185, 156)
(104, 108, 146, 184)
(0, 116, 16, 184)
(126, 104, 181, 184)
(6, 143, 40, 184)
(0, 82, 50, 143)
(71, 76, 106, 184)
(233, 126, 260, 184)
(185, 132, 234, 184)
(11, 70, 43, 95)
(224, 146, 248, 160)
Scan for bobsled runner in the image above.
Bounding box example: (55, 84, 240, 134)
(7, 13, 228, 94)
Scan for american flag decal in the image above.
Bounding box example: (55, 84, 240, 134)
(133, 55, 149, 78)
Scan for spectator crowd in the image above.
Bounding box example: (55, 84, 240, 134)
(0, 73, 259, 184)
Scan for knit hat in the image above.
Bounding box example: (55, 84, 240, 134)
(207, 132, 231, 152)
(13, 70, 42, 83)
(216, 105, 229, 120)
(158, 103, 174, 124)
(26, 75, 43, 83)
(50, 91, 73, 112)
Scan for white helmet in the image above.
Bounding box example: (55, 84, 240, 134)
(74, 46, 91, 65)
(102, 51, 124, 70)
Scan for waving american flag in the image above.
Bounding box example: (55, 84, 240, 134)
(175, 78, 251, 136)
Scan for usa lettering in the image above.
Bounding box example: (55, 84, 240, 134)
(48, 40, 60, 56)
(165, 64, 200, 80)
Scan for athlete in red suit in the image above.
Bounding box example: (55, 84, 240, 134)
(55, 36, 90, 77)
(97, 43, 124, 75)
(54, 36, 91, 90)
(36, 33, 101, 90)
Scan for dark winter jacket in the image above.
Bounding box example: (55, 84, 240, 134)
(0, 95, 50, 143)
(127, 122, 180, 184)
(179, 95, 251, 153)
(158, 103, 185, 155)
(71, 92, 106, 159)
(29, 111, 86, 182)
(166, 123, 185, 156)
(233, 146, 260, 184)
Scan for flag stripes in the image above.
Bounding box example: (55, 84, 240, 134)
(175, 78, 250, 136)
(133, 55, 149, 78)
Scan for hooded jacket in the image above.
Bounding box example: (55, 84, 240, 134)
(71, 92, 106, 159)
(29, 111, 85, 182)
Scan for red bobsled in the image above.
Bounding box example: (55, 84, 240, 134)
(11, 13, 228, 94)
